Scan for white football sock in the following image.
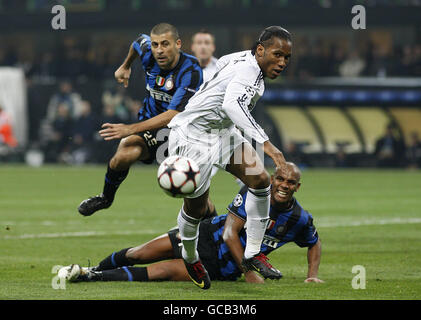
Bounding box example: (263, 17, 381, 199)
(244, 186, 270, 259)
(177, 207, 200, 264)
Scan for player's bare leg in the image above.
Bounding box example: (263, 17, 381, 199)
(226, 143, 270, 189)
(78, 135, 150, 216)
(84, 233, 174, 273)
(64, 232, 191, 283)
(225, 143, 282, 279)
(66, 258, 190, 283)
(206, 197, 217, 218)
(146, 260, 190, 281)
(125, 234, 175, 264)
(109, 134, 151, 170)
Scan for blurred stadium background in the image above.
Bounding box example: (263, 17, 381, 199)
(0, 0, 420, 169)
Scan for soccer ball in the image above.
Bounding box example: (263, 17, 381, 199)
(157, 156, 201, 198)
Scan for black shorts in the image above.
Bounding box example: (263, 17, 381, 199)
(137, 128, 169, 164)
(167, 220, 225, 281)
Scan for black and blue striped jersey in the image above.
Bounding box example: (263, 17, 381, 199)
(132, 34, 203, 121)
(207, 186, 319, 280)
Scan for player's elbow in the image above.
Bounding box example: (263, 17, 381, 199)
(222, 228, 235, 244)
(222, 230, 230, 243)
(220, 100, 236, 116)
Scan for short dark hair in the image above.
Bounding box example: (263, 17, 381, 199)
(251, 26, 292, 54)
(151, 23, 180, 40)
(192, 29, 215, 42)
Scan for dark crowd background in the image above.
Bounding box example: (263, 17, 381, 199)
(0, 0, 420, 168)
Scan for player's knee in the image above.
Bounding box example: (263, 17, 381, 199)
(193, 201, 210, 218)
(198, 205, 209, 218)
(126, 248, 139, 260)
(150, 264, 172, 281)
(183, 191, 210, 219)
(126, 247, 142, 262)
(110, 154, 131, 171)
(110, 147, 142, 170)
(247, 170, 270, 189)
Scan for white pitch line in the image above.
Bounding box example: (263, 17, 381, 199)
(2, 229, 161, 240)
(318, 217, 421, 228)
(0, 218, 138, 227)
(2, 217, 421, 240)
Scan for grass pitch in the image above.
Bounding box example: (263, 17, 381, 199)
(0, 165, 420, 300)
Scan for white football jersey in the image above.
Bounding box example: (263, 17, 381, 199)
(202, 56, 218, 83)
(168, 50, 268, 144)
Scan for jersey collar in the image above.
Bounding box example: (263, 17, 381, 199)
(270, 197, 297, 219)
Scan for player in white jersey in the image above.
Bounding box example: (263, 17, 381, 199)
(168, 26, 292, 289)
(191, 30, 218, 82)
(191, 29, 220, 210)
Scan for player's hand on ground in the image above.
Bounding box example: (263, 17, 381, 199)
(99, 123, 133, 141)
(304, 277, 324, 283)
(244, 271, 265, 284)
(115, 65, 131, 88)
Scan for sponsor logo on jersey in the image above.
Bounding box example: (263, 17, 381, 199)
(146, 84, 173, 103)
(262, 235, 280, 249)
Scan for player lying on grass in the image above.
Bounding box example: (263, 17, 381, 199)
(62, 163, 323, 284)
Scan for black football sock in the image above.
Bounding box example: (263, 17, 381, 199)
(100, 267, 149, 282)
(102, 165, 129, 202)
(96, 247, 134, 271)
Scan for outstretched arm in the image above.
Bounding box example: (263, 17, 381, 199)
(263, 140, 287, 171)
(220, 69, 286, 171)
(99, 110, 179, 141)
(222, 212, 264, 283)
(305, 239, 324, 283)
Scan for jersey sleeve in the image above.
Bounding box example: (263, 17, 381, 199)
(132, 34, 151, 64)
(227, 185, 249, 221)
(221, 66, 269, 144)
(167, 66, 203, 112)
(294, 212, 319, 248)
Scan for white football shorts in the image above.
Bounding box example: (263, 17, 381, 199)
(168, 126, 249, 198)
